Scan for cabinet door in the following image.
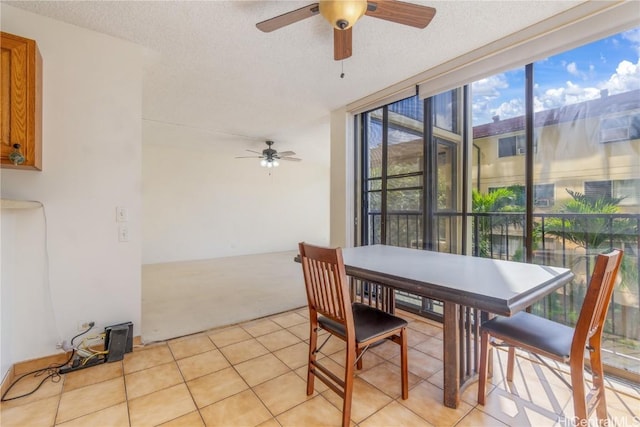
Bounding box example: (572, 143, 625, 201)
(1, 32, 42, 170)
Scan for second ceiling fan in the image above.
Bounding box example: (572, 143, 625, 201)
(256, 0, 436, 61)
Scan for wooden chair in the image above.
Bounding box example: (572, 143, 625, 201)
(298, 242, 409, 427)
(477, 249, 623, 425)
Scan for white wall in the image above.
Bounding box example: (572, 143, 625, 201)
(0, 5, 143, 374)
(142, 120, 330, 264)
(1, 203, 60, 378)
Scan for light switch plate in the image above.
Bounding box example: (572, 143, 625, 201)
(116, 206, 128, 222)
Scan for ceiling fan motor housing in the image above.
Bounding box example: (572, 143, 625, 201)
(319, 0, 367, 30)
(263, 140, 276, 159)
(263, 148, 276, 158)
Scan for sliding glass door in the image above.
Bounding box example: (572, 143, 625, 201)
(361, 97, 424, 249)
(430, 89, 464, 255)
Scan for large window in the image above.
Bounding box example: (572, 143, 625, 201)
(530, 32, 640, 376)
(356, 27, 640, 378)
(585, 179, 640, 206)
(498, 134, 526, 157)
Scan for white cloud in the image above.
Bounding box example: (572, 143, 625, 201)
(471, 74, 512, 124)
(566, 62, 579, 76)
(622, 28, 640, 44)
(494, 98, 525, 119)
(472, 96, 526, 124)
(533, 58, 640, 111)
(534, 82, 601, 112)
(472, 55, 639, 123)
(602, 58, 640, 94)
(565, 86, 601, 105)
(535, 86, 565, 111)
(620, 29, 639, 55)
(472, 99, 491, 123)
(471, 74, 508, 98)
(565, 62, 593, 81)
(565, 81, 583, 96)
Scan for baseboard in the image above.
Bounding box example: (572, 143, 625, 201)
(3, 335, 143, 383)
(1, 365, 15, 399)
(13, 352, 71, 376)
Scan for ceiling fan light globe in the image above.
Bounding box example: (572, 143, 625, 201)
(319, 0, 367, 30)
(273, 160, 280, 167)
(260, 159, 268, 167)
(266, 161, 273, 168)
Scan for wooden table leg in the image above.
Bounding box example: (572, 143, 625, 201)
(443, 301, 460, 408)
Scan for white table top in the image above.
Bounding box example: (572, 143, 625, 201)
(341, 245, 574, 316)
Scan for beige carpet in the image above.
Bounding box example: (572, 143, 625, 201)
(142, 250, 306, 343)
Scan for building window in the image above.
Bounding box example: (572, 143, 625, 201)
(487, 184, 554, 207)
(585, 179, 640, 205)
(615, 179, 640, 206)
(585, 180, 612, 200)
(534, 184, 555, 207)
(600, 111, 640, 143)
(498, 134, 526, 157)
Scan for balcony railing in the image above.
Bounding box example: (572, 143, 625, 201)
(366, 211, 640, 376)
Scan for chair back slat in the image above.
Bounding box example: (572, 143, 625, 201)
(300, 242, 353, 325)
(571, 249, 623, 355)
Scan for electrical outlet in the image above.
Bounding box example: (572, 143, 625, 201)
(57, 340, 72, 351)
(77, 321, 94, 331)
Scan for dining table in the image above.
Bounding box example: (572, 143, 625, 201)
(335, 244, 575, 409)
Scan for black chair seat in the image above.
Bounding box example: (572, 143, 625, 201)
(482, 311, 574, 360)
(319, 303, 408, 344)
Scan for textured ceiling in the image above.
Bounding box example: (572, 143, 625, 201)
(4, 0, 584, 147)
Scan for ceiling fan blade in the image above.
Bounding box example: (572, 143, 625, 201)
(276, 151, 296, 157)
(281, 157, 302, 162)
(365, 0, 436, 29)
(245, 149, 263, 154)
(256, 3, 320, 33)
(235, 156, 262, 159)
(334, 27, 352, 61)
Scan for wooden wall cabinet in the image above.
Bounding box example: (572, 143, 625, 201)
(1, 31, 42, 170)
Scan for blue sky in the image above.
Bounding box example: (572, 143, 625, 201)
(472, 27, 640, 125)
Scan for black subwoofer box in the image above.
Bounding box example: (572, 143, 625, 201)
(104, 321, 133, 362)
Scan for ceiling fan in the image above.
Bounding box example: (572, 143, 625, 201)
(256, 0, 436, 61)
(235, 140, 302, 168)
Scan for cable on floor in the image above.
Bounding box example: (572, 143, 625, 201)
(1, 324, 93, 402)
